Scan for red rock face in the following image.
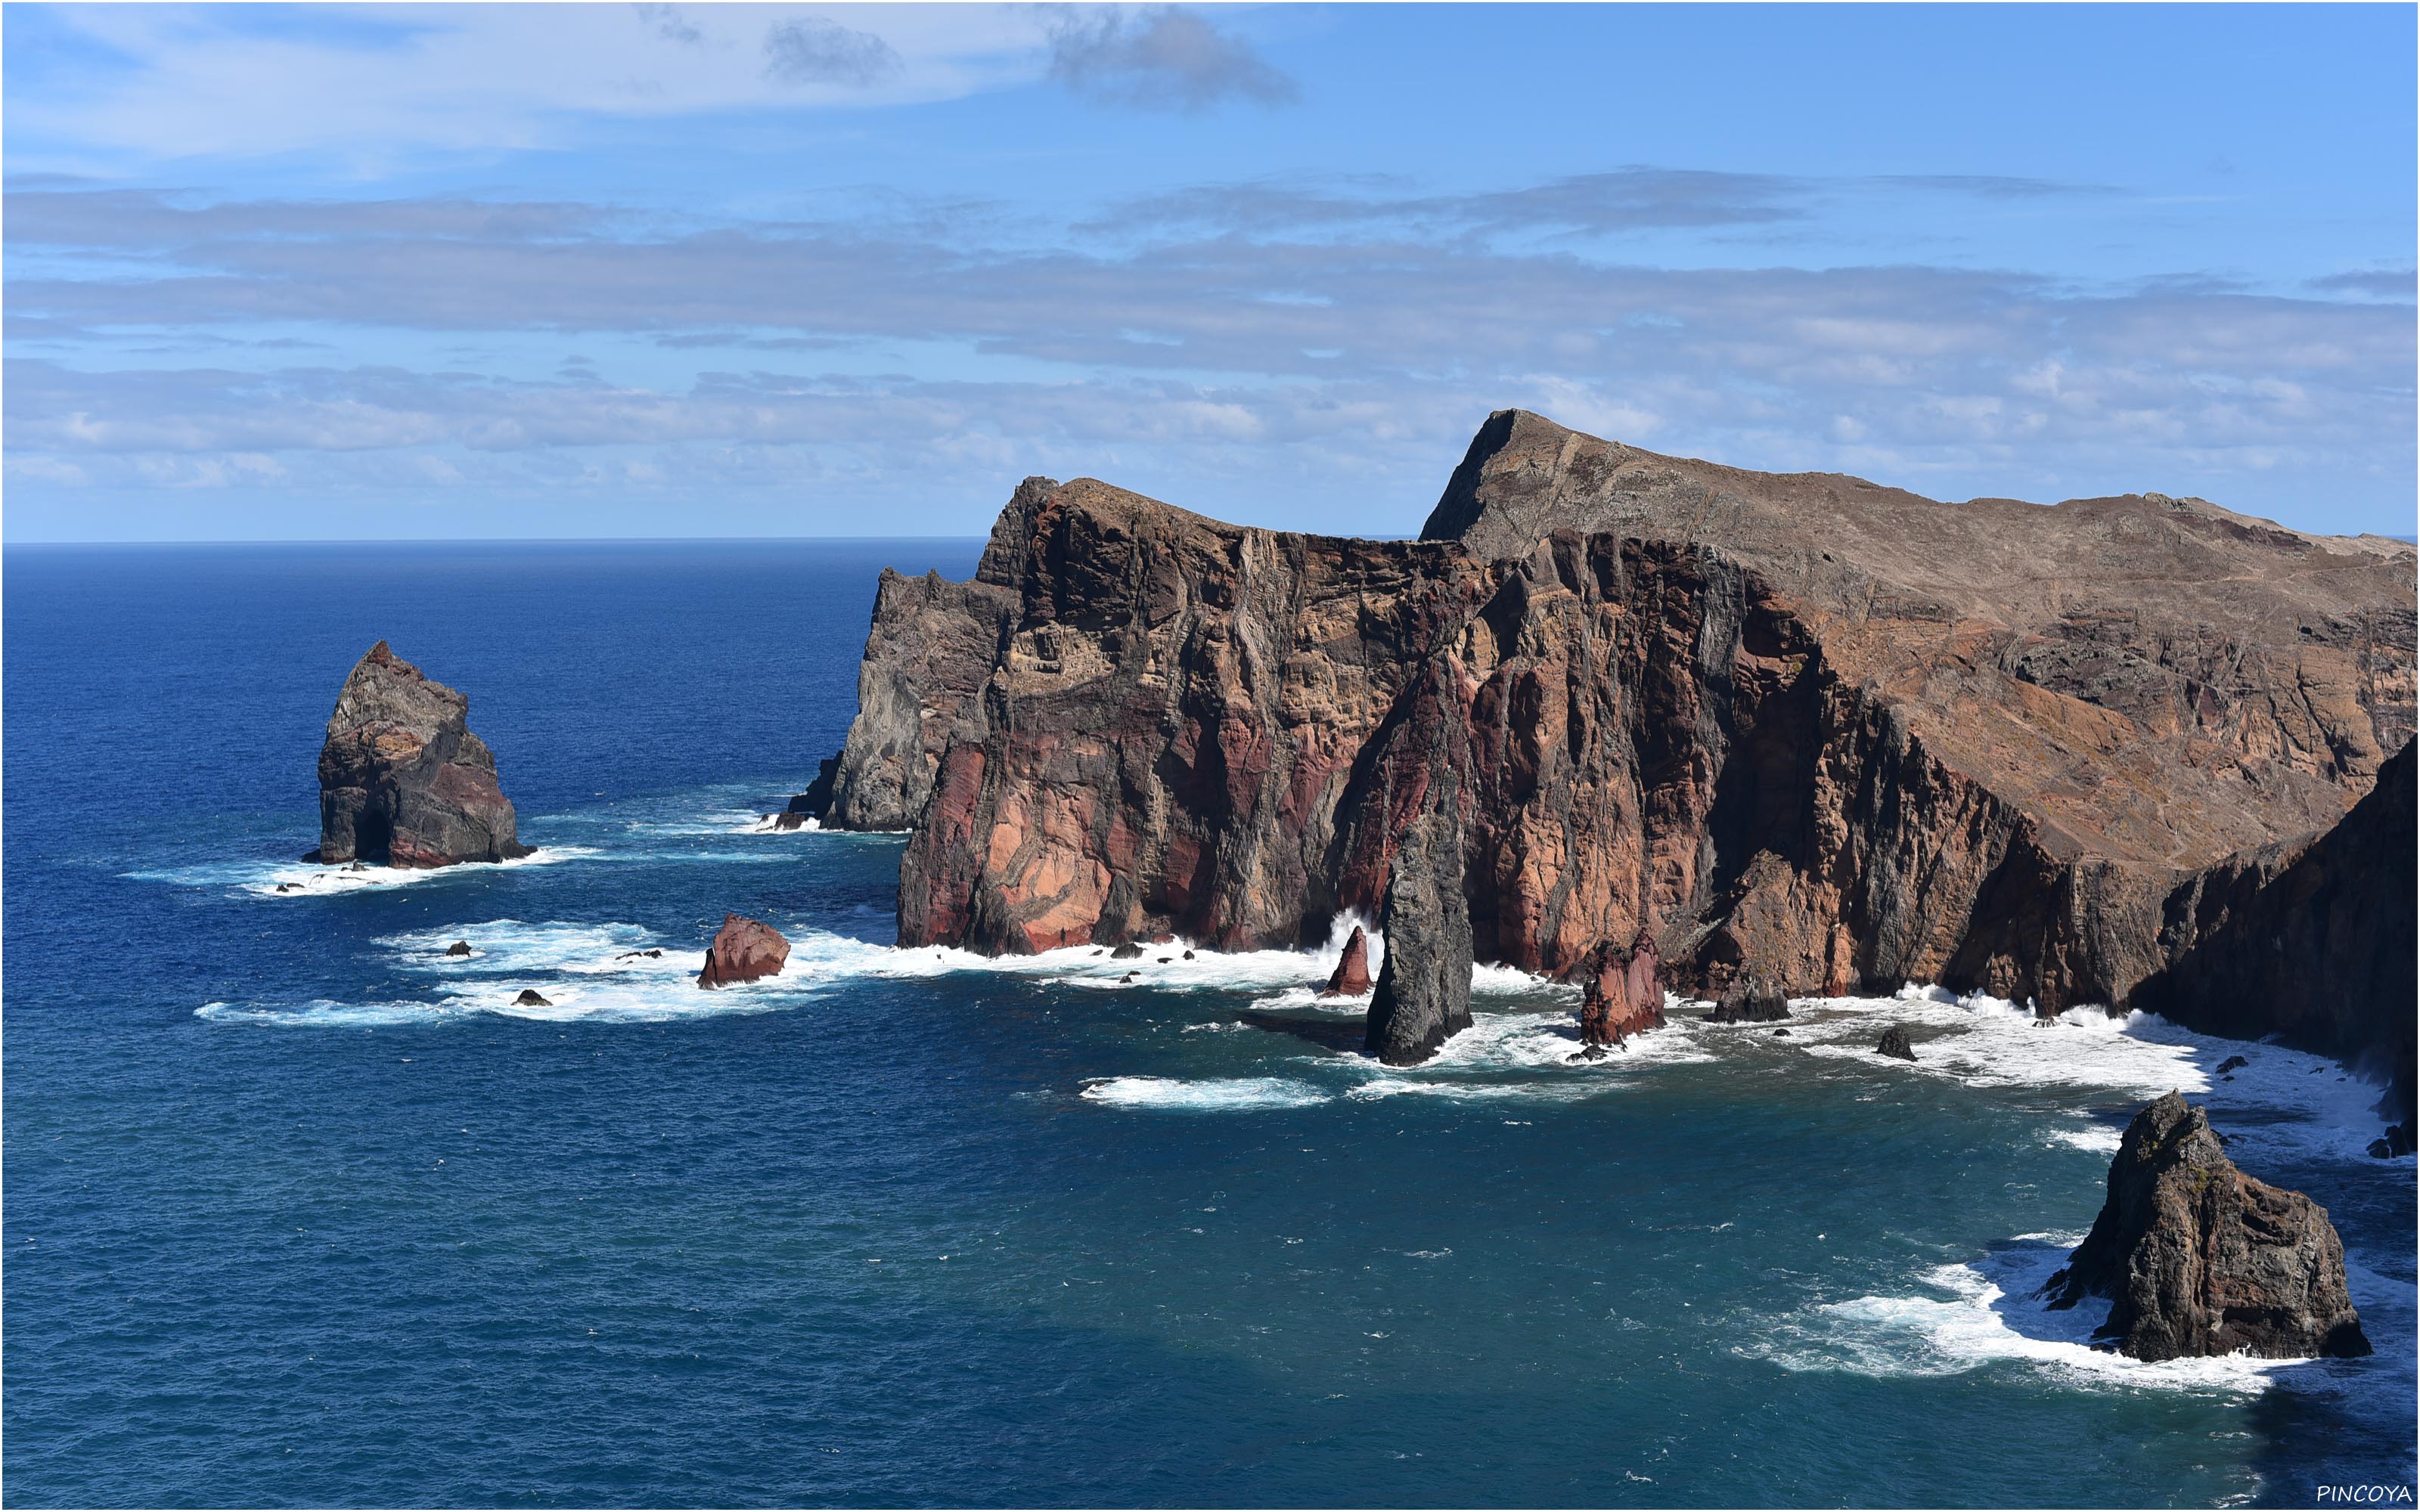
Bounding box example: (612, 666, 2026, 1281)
(814, 412, 2415, 1078)
(1320, 925, 1373, 996)
(1579, 929, 1665, 1046)
(697, 913, 790, 989)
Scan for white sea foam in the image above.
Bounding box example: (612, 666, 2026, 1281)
(378, 919, 672, 974)
(2046, 1126, 2124, 1154)
(132, 847, 596, 899)
(1079, 1076, 1331, 1112)
(1750, 1241, 2297, 1395)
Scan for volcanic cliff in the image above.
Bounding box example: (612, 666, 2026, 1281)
(805, 412, 2416, 1085)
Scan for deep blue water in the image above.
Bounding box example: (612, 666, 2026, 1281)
(5, 541, 2414, 1509)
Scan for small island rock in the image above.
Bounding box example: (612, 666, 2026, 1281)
(1709, 978, 1790, 1024)
(698, 913, 790, 989)
(445, 941, 473, 957)
(2046, 1092, 2369, 1360)
(1876, 1025, 1917, 1061)
(1320, 926, 1374, 997)
(314, 641, 529, 868)
(513, 989, 551, 1007)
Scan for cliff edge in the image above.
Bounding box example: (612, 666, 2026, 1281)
(805, 412, 2414, 1086)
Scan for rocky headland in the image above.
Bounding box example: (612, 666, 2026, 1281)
(2047, 1092, 2370, 1361)
(802, 411, 2415, 1096)
(314, 641, 529, 867)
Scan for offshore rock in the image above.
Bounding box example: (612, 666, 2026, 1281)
(1364, 756, 1474, 1066)
(513, 990, 551, 1007)
(812, 413, 2414, 1093)
(315, 641, 529, 867)
(1709, 979, 1790, 1024)
(1320, 925, 1374, 997)
(2048, 1093, 2369, 1360)
(698, 913, 790, 989)
(1578, 928, 1663, 1046)
(445, 941, 473, 957)
(1876, 1026, 1917, 1061)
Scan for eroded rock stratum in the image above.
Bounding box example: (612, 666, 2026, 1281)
(804, 411, 2415, 1087)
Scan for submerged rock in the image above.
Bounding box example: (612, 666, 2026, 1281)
(314, 641, 529, 868)
(1876, 1025, 1917, 1061)
(445, 940, 473, 957)
(513, 989, 551, 1007)
(1320, 925, 1374, 997)
(1578, 928, 1663, 1047)
(1708, 978, 1789, 1024)
(2216, 1055, 2250, 1075)
(697, 913, 790, 989)
(2046, 1092, 2370, 1360)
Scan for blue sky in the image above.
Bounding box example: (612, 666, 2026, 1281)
(5, 2, 2413, 541)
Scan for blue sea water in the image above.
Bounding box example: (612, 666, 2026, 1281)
(4, 540, 2414, 1509)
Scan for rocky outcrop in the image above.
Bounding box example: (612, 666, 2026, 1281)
(1876, 1026, 1917, 1061)
(513, 990, 551, 1007)
(445, 941, 472, 957)
(315, 642, 529, 867)
(2130, 742, 2416, 1119)
(1321, 925, 1374, 996)
(1578, 928, 1663, 1047)
(698, 913, 790, 988)
(1708, 979, 1790, 1024)
(810, 411, 2415, 1073)
(1364, 763, 1475, 1065)
(2047, 1093, 2370, 1361)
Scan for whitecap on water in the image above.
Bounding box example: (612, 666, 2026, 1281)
(130, 847, 596, 899)
(1747, 1239, 2300, 1395)
(1079, 1076, 1331, 1112)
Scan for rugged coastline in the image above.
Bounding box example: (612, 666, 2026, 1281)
(800, 412, 2415, 1116)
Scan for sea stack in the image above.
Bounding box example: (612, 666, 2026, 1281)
(1578, 928, 1664, 1048)
(698, 913, 790, 988)
(2046, 1092, 2369, 1361)
(1320, 926, 1374, 996)
(314, 641, 529, 867)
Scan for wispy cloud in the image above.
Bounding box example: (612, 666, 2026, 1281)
(762, 16, 903, 88)
(1047, 6, 1297, 113)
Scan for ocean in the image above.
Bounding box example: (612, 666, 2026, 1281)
(4, 540, 2412, 1508)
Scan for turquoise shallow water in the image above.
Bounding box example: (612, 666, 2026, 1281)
(5, 541, 2413, 1507)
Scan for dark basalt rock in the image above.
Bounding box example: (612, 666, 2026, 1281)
(2216, 1055, 2250, 1075)
(513, 990, 551, 1007)
(1578, 928, 1663, 1046)
(1772, 1027, 1791, 1036)
(698, 913, 790, 989)
(314, 641, 529, 868)
(1364, 758, 1473, 1066)
(445, 941, 473, 957)
(1110, 942, 1143, 960)
(616, 949, 664, 961)
(1876, 1026, 1918, 1061)
(1709, 978, 1790, 1024)
(1320, 925, 1374, 997)
(2046, 1092, 2370, 1360)
(2368, 1123, 2415, 1159)
(809, 412, 2413, 1101)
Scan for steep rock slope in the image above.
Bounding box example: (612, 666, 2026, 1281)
(810, 413, 2414, 1074)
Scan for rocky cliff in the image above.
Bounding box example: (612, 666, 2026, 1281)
(2047, 1092, 2369, 1361)
(806, 412, 2415, 1084)
(315, 641, 529, 867)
